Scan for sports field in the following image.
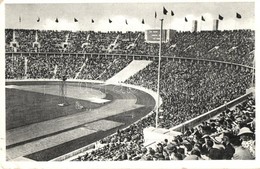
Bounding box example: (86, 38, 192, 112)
(6, 81, 155, 161)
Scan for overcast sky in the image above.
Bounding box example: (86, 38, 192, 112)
(5, 2, 254, 32)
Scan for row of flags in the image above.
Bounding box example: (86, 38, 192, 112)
(19, 13, 242, 24)
(21, 16, 146, 24)
(162, 7, 174, 16)
(18, 6, 242, 24)
(218, 13, 241, 20)
(161, 6, 242, 21)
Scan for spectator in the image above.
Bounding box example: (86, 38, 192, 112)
(237, 127, 255, 158)
(232, 136, 254, 160)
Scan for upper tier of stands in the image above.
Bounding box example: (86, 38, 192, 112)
(5, 29, 254, 66)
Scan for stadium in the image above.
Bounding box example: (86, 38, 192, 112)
(4, 2, 255, 161)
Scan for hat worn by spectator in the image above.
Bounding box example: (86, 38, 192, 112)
(210, 134, 223, 144)
(202, 134, 210, 139)
(235, 117, 242, 122)
(237, 127, 253, 136)
(183, 154, 199, 160)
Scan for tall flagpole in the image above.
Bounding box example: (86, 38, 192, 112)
(156, 19, 163, 128)
(200, 20, 202, 32)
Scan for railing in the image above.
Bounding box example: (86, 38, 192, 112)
(170, 92, 253, 133)
(5, 52, 254, 70)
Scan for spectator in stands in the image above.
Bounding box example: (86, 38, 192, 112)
(232, 136, 254, 160)
(222, 135, 235, 159)
(237, 127, 255, 158)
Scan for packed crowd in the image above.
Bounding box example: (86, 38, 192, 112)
(71, 59, 253, 161)
(5, 29, 254, 66)
(5, 28, 255, 161)
(74, 97, 255, 161)
(129, 60, 252, 128)
(5, 53, 25, 79)
(5, 53, 133, 80)
(77, 57, 132, 81)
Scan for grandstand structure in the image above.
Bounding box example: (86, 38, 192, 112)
(4, 3, 255, 162)
(5, 27, 255, 161)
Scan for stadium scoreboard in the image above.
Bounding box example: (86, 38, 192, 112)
(145, 29, 176, 43)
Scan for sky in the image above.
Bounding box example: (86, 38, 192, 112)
(5, 2, 255, 32)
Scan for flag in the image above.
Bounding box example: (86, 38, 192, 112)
(37, 17, 40, 22)
(171, 10, 174, 16)
(236, 13, 242, 19)
(125, 19, 128, 25)
(163, 6, 168, 15)
(185, 17, 188, 22)
(218, 14, 224, 20)
(155, 11, 157, 18)
(55, 18, 59, 23)
(74, 18, 78, 22)
(19, 16, 21, 22)
(201, 16, 205, 21)
(142, 19, 145, 24)
(91, 19, 94, 23)
(109, 19, 112, 23)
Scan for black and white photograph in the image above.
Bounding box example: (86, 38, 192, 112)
(0, 0, 259, 168)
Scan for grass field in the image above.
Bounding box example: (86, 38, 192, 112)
(6, 88, 110, 130)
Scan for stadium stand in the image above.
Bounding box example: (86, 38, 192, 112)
(5, 28, 255, 161)
(125, 60, 252, 129)
(73, 97, 255, 161)
(5, 29, 254, 66)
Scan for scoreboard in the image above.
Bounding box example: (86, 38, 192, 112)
(145, 30, 167, 42)
(145, 29, 176, 43)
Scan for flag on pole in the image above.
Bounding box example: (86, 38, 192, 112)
(236, 13, 242, 19)
(155, 11, 157, 18)
(171, 10, 174, 16)
(37, 17, 40, 22)
(74, 18, 78, 22)
(218, 14, 224, 20)
(55, 18, 59, 23)
(142, 19, 145, 24)
(163, 7, 168, 15)
(91, 19, 94, 23)
(125, 19, 128, 25)
(201, 16, 205, 21)
(185, 17, 188, 22)
(109, 19, 112, 23)
(19, 16, 21, 22)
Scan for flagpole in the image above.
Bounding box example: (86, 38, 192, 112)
(235, 18, 237, 30)
(200, 20, 202, 32)
(218, 19, 221, 31)
(156, 19, 163, 128)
